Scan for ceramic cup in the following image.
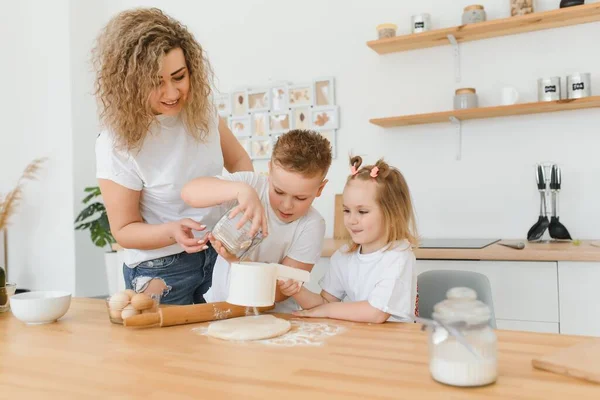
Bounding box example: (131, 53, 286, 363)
(501, 87, 519, 105)
(411, 14, 432, 33)
(538, 77, 561, 102)
(566, 73, 591, 99)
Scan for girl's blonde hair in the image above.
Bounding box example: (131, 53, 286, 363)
(92, 8, 214, 150)
(345, 156, 419, 252)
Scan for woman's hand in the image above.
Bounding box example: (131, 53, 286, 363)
(277, 279, 303, 297)
(229, 184, 268, 237)
(169, 218, 208, 253)
(207, 233, 240, 264)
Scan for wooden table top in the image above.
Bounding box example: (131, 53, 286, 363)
(323, 239, 600, 261)
(1, 298, 598, 398)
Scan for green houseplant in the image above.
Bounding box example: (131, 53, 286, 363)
(74, 186, 115, 250)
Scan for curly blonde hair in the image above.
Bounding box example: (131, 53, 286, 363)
(92, 8, 214, 150)
(345, 156, 419, 252)
(272, 129, 332, 178)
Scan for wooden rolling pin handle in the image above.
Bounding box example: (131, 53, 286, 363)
(123, 312, 161, 328)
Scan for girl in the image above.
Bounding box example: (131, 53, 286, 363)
(279, 156, 419, 323)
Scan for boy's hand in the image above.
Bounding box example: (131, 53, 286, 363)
(208, 233, 240, 264)
(277, 279, 303, 297)
(229, 184, 268, 238)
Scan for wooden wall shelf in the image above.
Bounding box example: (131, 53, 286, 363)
(370, 96, 600, 128)
(367, 3, 600, 55)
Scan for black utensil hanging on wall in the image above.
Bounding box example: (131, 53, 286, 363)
(548, 165, 572, 240)
(527, 165, 550, 241)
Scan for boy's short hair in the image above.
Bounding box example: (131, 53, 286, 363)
(271, 129, 332, 178)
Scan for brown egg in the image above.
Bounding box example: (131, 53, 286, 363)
(109, 292, 130, 311)
(121, 304, 139, 320)
(124, 289, 136, 299)
(109, 309, 123, 321)
(131, 293, 154, 311)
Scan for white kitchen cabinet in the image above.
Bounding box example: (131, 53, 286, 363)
(558, 262, 600, 337)
(416, 260, 559, 325)
(496, 319, 559, 334)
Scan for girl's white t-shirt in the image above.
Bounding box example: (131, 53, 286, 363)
(320, 240, 417, 322)
(204, 172, 326, 313)
(95, 113, 224, 267)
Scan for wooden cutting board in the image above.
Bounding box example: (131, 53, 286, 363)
(532, 339, 600, 384)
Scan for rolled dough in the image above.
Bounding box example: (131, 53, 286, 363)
(206, 315, 291, 341)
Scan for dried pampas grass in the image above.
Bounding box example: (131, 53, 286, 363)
(0, 158, 47, 230)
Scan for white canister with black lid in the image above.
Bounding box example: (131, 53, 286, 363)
(537, 77, 561, 102)
(566, 73, 591, 99)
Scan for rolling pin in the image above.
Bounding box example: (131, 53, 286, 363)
(123, 301, 274, 328)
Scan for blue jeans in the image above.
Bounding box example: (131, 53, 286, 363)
(123, 246, 217, 305)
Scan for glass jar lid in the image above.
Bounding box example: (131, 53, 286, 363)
(432, 287, 491, 325)
(455, 88, 476, 95)
(464, 4, 485, 11)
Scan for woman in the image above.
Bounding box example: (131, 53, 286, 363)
(92, 8, 261, 304)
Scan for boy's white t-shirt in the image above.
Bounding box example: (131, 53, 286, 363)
(320, 240, 417, 322)
(95, 113, 224, 267)
(204, 172, 326, 313)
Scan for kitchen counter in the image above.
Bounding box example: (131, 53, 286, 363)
(1, 298, 598, 398)
(322, 239, 600, 261)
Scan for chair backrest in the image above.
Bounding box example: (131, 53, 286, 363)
(417, 269, 496, 328)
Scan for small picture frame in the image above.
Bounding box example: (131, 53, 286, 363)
(214, 93, 231, 116)
(252, 112, 269, 137)
(270, 85, 289, 112)
(291, 107, 310, 130)
(231, 90, 248, 116)
(317, 130, 337, 159)
(288, 83, 314, 108)
(251, 138, 272, 160)
(269, 111, 291, 135)
(310, 106, 339, 130)
(228, 115, 252, 137)
(248, 88, 271, 112)
(313, 77, 335, 106)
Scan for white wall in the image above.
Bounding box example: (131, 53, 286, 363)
(104, 0, 600, 241)
(69, 1, 116, 296)
(5, 0, 600, 296)
(0, 0, 76, 293)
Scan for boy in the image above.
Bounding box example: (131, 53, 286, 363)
(181, 129, 332, 312)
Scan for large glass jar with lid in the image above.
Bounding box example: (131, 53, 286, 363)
(427, 287, 497, 387)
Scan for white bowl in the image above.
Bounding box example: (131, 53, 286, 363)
(10, 291, 72, 324)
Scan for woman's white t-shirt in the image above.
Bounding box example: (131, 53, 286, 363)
(204, 172, 326, 313)
(95, 113, 224, 267)
(320, 241, 417, 322)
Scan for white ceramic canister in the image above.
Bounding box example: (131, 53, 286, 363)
(462, 5, 487, 24)
(411, 14, 432, 33)
(537, 77, 561, 101)
(566, 73, 591, 99)
(454, 88, 478, 110)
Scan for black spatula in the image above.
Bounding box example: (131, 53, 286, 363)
(549, 165, 572, 240)
(527, 165, 549, 241)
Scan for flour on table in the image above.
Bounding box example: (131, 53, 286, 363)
(193, 318, 345, 347)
